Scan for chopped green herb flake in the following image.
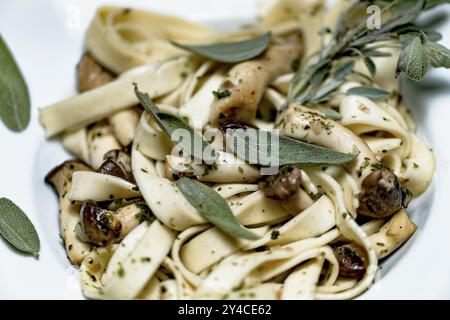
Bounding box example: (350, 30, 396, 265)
(213, 89, 231, 100)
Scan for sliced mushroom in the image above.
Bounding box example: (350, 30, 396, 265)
(76, 200, 152, 246)
(77, 52, 115, 93)
(45, 160, 92, 265)
(280, 105, 412, 219)
(333, 243, 368, 279)
(261, 167, 302, 201)
(97, 149, 134, 182)
(97, 159, 129, 181)
(358, 168, 412, 219)
(210, 34, 303, 125)
(104, 149, 132, 174)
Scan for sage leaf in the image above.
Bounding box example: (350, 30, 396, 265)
(425, 42, 450, 68)
(349, 34, 391, 47)
(424, 0, 450, 10)
(363, 56, 377, 77)
(296, 65, 330, 104)
(333, 60, 355, 80)
(173, 32, 271, 63)
(374, 0, 425, 35)
(346, 86, 392, 99)
(424, 29, 443, 42)
(226, 128, 355, 167)
(312, 79, 344, 101)
(0, 35, 30, 132)
(176, 178, 257, 240)
(0, 198, 40, 256)
(134, 85, 216, 163)
(397, 26, 443, 42)
(317, 107, 343, 120)
(397, 36, 430, 81)
(364, 51, 392, 58)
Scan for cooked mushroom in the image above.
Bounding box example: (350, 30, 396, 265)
(280, 105, 412, 218)
(334, 243, 368, 279)
(77, 52, 115, 93)
(104, 149, 132, 174)
(97, 159, 129, 181)
(78, 53, 140, 147)
(97, 149, 134, 182)
(76, 200, 152, 246)
(261, 166, 302, 201)
(45, 160, 92, 265)
(358, 168, 412, 219)
(210, 34, 303, 125)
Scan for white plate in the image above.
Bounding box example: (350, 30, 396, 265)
(1, 0, 449, 299)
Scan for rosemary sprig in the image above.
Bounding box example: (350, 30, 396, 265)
(287, 0, 450, 106)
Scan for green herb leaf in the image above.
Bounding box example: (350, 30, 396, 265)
(374, 0, 425, 35)
(424, 42, 450, 68)
(0, 35, 30, 132)
(311, 79, 344, 101)
(0, 198, 40, 256)
(396, 25, 443, 42)
(349, 34, 391, 47)
(134, 85, 216, 162)
(333, 60, 355, 80)
(176, 178, 257, 240)
(424, 30, 443, 42)
(316, 107, 343, 120)
(287, 0, 450, 106)
(397, 36, 430, 81)
(424, 0, 450, 10)
(226, 128, 355, 167)
(363, 56, 377, 77)
(364, 51, 392, 58)
(172, 32, 271, 63)
(346, 86, 392, 99)
(212, 89, 231, 99)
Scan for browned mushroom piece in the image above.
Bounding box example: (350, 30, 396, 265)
(334, 243, 368, 279)
(358, 168, 412, 219)
(77, 52, 115, 93)
(97, 159, 129, 181)
(77, 201, 121, 246)
(97, 149, 134, 182)
(210, 34, 303, 125)
(45, 160, 92, 265)
(261, 166, 302, 201)
(104, 150, 132, 173)
(76, 200, 152, 246)
(45, 160, 91, 196)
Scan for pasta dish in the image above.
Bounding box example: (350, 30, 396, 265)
(38, 0, 438, 300)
